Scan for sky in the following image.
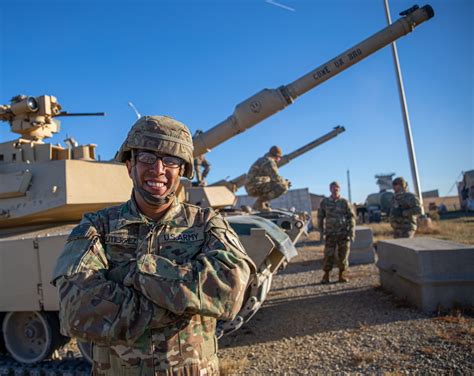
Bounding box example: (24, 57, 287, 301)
(0, 0, 472, 204)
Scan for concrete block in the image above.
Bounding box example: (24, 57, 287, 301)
(349, 226, 375, 265)
(376, 237, 474, 312)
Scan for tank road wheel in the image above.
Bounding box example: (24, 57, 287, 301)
(77, 340, 93, 364)
(2, 311, 62, 363)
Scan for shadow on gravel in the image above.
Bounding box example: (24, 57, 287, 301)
(220, 286, 425, 349)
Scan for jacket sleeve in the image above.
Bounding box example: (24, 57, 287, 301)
(346, 201, 356, 238)
(128, 212, 256, 321)
(51, 218, 179, 346)
(402, 194, 422, 217)
(263, 158, 283, 181)
(317, 200, 326, 232)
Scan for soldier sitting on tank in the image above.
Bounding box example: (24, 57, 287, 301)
(389, 176, 422, 238)
(318, 181, 356, 284)
(193, 129, 211, 186)
(244, 145, 291, 211)
(51, 116, 255, 376)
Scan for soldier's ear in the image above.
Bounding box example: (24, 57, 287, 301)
(179, 164, 185, 176)
(125, 160, 133, 178)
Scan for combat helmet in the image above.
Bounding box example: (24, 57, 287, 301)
(115, 115, 194, 179)
(269, 145, 282, 158)
(392, 176, 408, 190)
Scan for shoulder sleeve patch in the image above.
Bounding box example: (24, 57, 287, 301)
(67, 223, 99, 242)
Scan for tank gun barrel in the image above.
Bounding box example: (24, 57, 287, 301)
(193, 5, 434, 157)
(212, 125, 346, 191)
(278, 125, 345, 167)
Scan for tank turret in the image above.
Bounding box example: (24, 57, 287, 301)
(0, 95, 132, 228)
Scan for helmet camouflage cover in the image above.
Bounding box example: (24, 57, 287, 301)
(392, 176, 408, 190)
(269, 145, 282, 157)
(115, 115, 194, 179)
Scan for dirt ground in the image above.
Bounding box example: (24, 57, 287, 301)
(218, 229, 474, 375)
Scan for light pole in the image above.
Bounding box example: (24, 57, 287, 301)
(383, 0, 426, 215)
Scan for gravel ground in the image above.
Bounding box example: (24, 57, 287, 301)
(218, 232, 474, 375)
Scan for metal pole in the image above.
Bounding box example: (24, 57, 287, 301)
(347, 169, 352, 203)
(383, 0, 425, 214)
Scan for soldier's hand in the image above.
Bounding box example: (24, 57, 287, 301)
(287, 180, 292, 188)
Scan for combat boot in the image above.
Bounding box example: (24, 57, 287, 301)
(321, 271, 330, 284)
(338, 270, 349, 283)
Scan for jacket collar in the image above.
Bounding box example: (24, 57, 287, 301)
(117, 194, 189, 229)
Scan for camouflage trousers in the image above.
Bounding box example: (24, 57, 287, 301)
(323, 234, 351, 272)
(92, 346, 220, 376)
(246, 181, 288, 211)
(393, 228, 416, 238)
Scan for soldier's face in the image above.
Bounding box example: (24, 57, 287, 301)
(330, 184, 340, 198)
(126, 151, 182, 199)
(393, 182, 402, 193)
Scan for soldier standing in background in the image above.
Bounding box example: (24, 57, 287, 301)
(52, 116, 255, 375)
(318, 181, 356, 284)
(244, 145, 291, 211)
(390, 176, 422, 238)
(193, 129, 211, 186)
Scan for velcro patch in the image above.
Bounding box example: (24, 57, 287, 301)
(67, 224, 98, 242)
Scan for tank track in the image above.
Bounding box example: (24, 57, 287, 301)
(0, 356, 90, 376)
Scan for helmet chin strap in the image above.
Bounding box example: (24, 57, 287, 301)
(130, 151, 180, 207)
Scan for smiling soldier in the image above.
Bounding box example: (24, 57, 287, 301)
(52, 116, 255, 375)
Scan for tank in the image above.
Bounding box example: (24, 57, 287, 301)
(0, 4, 434, 370)
(361, 173, 396, 222)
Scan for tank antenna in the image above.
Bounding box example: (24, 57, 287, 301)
(128, 102, 142, 119)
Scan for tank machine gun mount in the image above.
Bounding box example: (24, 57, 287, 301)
(0, 94, 104, 142)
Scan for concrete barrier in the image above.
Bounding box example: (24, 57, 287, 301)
(349, 226, 375, 265)
(376, 237, 474, 312)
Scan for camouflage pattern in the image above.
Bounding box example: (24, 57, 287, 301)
(194, 154, 211, 186)
(115, 116, 195, 179)
(317, 196, 355, 272)
(322, 234, 351, 272)
(390, 190, 422, 238)
(244, 154, 289, 207)
(52, 197, 255, 375)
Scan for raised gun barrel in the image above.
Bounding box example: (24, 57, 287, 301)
(278, 125, 345, 166)
(193, 5, 434, 157)
(212, 125, 346, 191)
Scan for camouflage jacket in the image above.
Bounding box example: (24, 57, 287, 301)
(52, 197, 254, 375)
(317, 196, 356, 238)
(245, 154, 286, 191)
(389, 191, 422, 231)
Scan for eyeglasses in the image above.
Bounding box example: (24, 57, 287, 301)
(136, 151, 183, 168)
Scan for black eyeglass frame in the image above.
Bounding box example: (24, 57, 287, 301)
(135, 151, 183, 168)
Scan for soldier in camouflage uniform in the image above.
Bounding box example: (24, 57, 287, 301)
(244, 145, 291, 211)
(51, 116, 255, 376)
(317, 181, 355, 284)
(389, 176, 422, 238)
(193, 130, 211, 186)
